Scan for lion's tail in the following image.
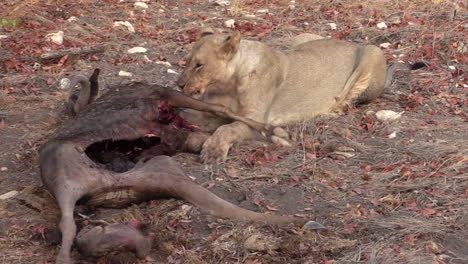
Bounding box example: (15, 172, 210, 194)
(384, 61, 427, 89)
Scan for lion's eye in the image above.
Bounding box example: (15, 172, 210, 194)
(195, 63, 204, 69)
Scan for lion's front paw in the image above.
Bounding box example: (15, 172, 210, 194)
(200, 136, 230, 164)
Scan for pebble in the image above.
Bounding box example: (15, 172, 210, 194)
(156, 61, 171, 67)
(134, 2, 149, 10)
(114, 21, 135, 33)
(224, 19, 235, 28)
(377, 22, 388, 29)
(118, 71, 133, 77)
(375, 110, 404, 122)
(379, 42, 391, 49)
(0, 191, 18, 200)
(127, 47, 147, 54)
(46, 31, 64, 45)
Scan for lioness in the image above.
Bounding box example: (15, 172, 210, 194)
(177, 29, 396, 163)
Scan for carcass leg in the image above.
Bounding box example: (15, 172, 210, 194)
(55, 193, 80, 264)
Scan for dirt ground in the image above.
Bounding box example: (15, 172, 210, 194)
(0, 0, 467, 263)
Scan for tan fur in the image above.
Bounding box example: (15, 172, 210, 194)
(178, 31, 387, 163)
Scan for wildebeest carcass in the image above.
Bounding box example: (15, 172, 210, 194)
(39, 70, 325, 264)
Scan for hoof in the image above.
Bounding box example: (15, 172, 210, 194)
(302, 220, 327, 231)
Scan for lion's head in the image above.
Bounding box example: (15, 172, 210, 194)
(177, 29, 241, 99)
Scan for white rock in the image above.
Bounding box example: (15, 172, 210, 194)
(159, 9, 165, 13)
(118, 71, 133, 77)
(167, 69, 178, 74)
(224, 19, 235, 28)
(379, 42, 391, 49)
(377, 22, 387, 29)
(156, 61, 171, 67)
(0, 167, 7, 172)
(67, 16, 78, 22)
(33, 62, 41, 71)
(448, 65, 456, 71)
(134, 2, 149, 9)
(143, 55, 152, 62)
(388, 131, 397, 139)
(59, 78, 71, 90)
(329, 23, 337, 30)
(256, 9, 269, 13)
(0, 35, 8, 39)
(127, 47, 147, 54)
(46, 31, 64, 45)
(244, 14, 256, 18)
(0, 191, 18, 200)
(113, 21, 135, 33)
(375, 110, 404, 122)
(213, 0, 230, 6)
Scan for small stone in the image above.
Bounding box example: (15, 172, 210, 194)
(0, 35, 8, 39)
(46, 31, 64, 45)
(59, 78, 71, 90)
(33, 62, 41, 71)
(143, 55, 152, 63)
(379, 42, 391, 49)
(328, 23, 337, 30)
(127, 47, 147, 54)
(156, 61, 171, 67)
(448, 65, 456, 71)
(134, 2, 149, 10)
(67, 16, 78, 22)
(212, 0, 230, 6)
(224, 19, 235, 28)
(118, 71, 133, 77)
(376, 22, 388, 29)
(388, 131, 397, 139)
(256, 9, 269, 14)
(0, 167, 7, 172)
(114, 21, 135, 33)
(167, 69, 178, 74)
(0, 191, 18, 200)
(375, 110, 404, 122)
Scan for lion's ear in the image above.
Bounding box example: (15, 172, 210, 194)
(198, 27, 214, 39)
(219, 31, 241, 58)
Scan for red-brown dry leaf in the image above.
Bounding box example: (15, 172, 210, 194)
(57, 55, 69, 67)
(404, 199, 418, 209)
(344, 128, 351, 138)
(420, 208, 436, 216)
(177, 60, 186, 67)
(402, 234, 417, 245)
(400, 167, 412, 177)
(306, 153, 316, 159)
(265, 205, 279, 211)
(361, 165, 372, 172)
(361, 173, 370, 181)
(290, 175, 301, 183)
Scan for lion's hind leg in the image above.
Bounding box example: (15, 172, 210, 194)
(332, 45, 387, 112)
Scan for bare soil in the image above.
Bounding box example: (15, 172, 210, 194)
(0, 0, 467, 263)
